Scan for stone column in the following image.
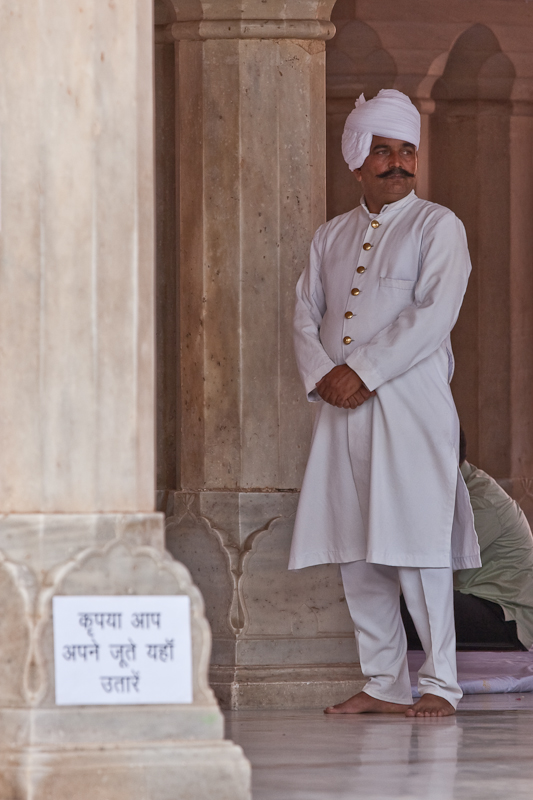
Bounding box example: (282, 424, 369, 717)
(159, 0, 366, 708)
(0, 0, 249, 796)
(507, 101, 533, 520)
(429, 25, 517, 480)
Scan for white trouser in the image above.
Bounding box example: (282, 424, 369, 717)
(340, 560, 462, 708)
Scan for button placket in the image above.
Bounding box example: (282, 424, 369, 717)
(343, 219, 380, 345)
(358, 218, 380, 273)
(343, 217, 382, 345)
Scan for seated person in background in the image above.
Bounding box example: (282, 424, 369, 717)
(402, 429, 533, 651)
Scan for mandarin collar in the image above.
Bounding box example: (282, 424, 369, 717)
(360, 189, 417, 219)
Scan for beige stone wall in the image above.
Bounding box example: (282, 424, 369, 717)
(158, 0, 533, 498)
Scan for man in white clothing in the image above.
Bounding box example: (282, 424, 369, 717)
(289, 90, 481, 717)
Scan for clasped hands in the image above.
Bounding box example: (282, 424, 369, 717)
(316, 365, 376, 409)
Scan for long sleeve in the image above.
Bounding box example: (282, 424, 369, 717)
(293, 227, 337, 401)
(346, 211, 471, 391)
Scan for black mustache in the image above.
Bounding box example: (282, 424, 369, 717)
(377, 167, 415, 179)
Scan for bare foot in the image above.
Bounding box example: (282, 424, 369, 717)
(405, 693, 455, 718)
(324, 691, 410, 715)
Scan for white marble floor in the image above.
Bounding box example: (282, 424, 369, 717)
(226, 695, 533, 799)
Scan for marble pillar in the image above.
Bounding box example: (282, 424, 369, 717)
(0, 0, 249, 795)
(508, 104, 533, 515)
(156, 0, 366, 708)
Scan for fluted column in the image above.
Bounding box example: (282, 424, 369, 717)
(0, 0, 249, 795)
(175, 15, 334, 491)
(158, 0, 366, 708)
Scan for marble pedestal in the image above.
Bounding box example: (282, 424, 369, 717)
(0, 513, 250, 799)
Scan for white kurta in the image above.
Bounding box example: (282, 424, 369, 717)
(289, 191, 481, 571)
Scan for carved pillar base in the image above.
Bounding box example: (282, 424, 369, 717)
(0, 514, 250, 799)
(0, 744, 249, 800)
(160, 492, 365, 709)
(210, 664, 366, 710)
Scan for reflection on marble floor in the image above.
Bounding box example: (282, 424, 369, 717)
(226, 697, 533, 799)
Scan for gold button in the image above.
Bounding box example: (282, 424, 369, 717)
(363, 243, 372, 251)
(343, 336, 352, 345)
(371, 220, 380, 229)
(345, 311, 354, 319)
(357, 266, 366, 274)
(351, 288, 360, 296)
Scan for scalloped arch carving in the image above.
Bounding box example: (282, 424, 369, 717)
(433, 24, 515, 102)
(33, 539, 215, 707)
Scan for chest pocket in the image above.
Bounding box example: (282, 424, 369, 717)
(379, 277, 415, 290)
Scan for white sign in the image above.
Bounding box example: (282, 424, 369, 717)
(53, 596, 193, 705)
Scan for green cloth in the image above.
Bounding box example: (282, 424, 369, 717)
(455, 461, 533, 649)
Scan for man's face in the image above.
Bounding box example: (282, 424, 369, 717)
(354, 135, 418, 213)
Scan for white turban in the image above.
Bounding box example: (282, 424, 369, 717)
(341, 89, 421, 172)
